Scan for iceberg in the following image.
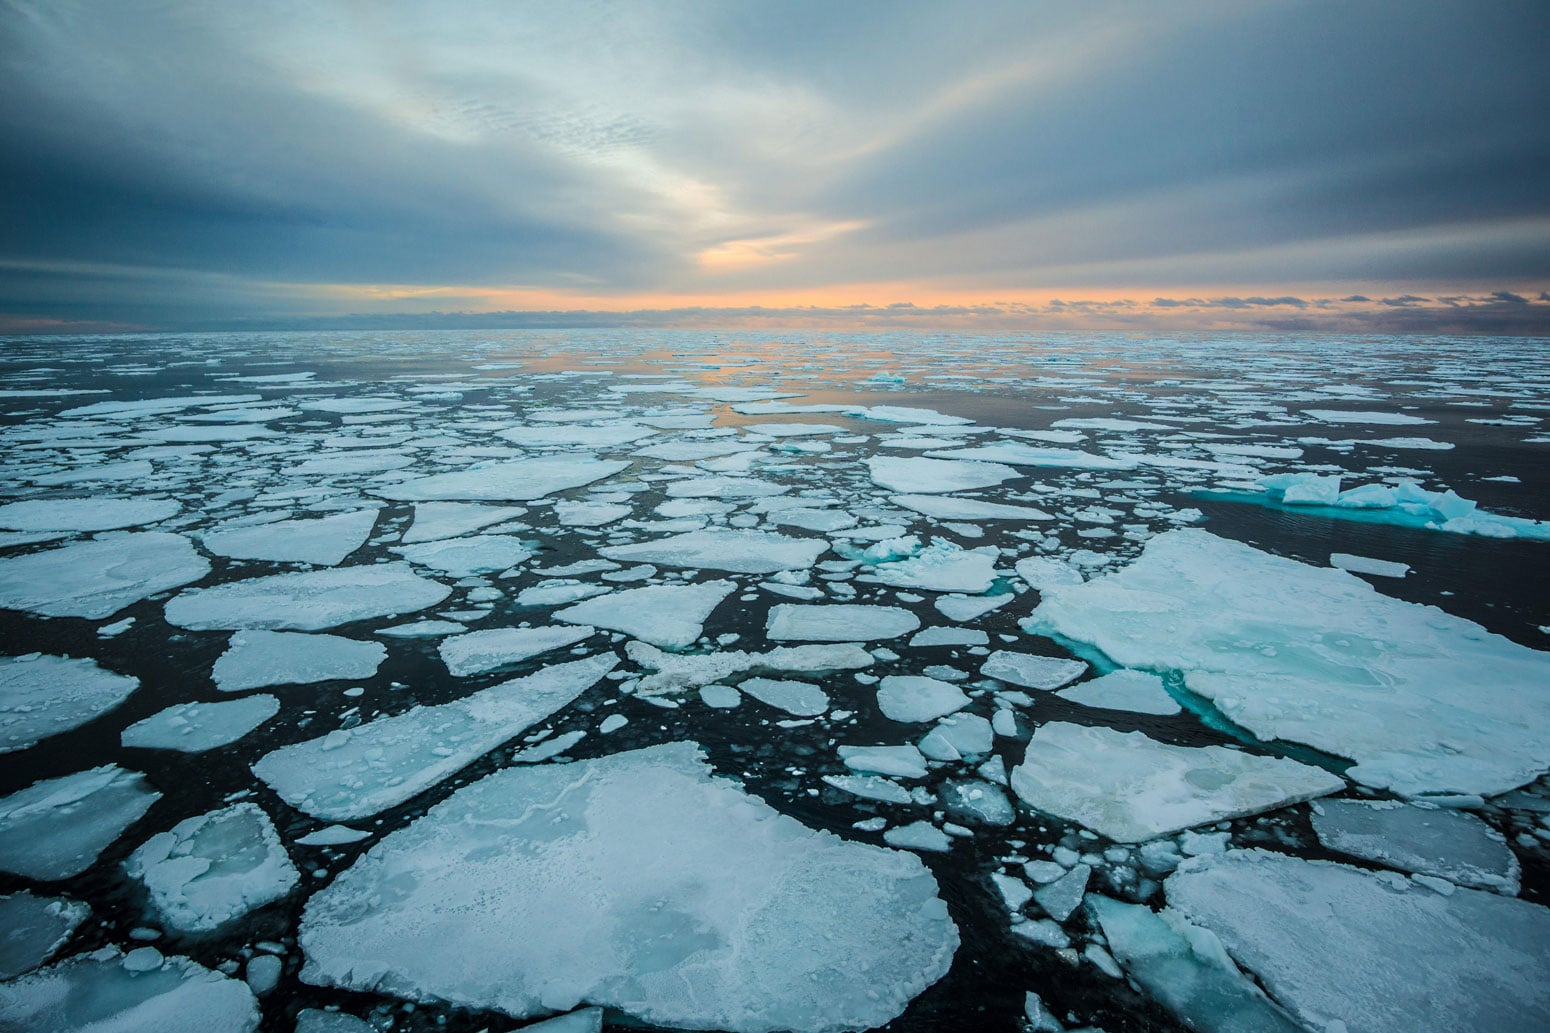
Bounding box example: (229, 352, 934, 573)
(1, 654, 139, 754)
(1010, 723, 1343, 842)
(0, 532, 210, 619)
(373, 457, 629, 501)
(438, 625, 596, 676)
(253, 654, 617, 821)
(0, 766, 161, 880)
(297, 743, 957, 1032)
(1026, 529, 1550, 797)
(165, 562, 450, 631)
(212, 631, 386, 691)
(554, 581, 736, 648)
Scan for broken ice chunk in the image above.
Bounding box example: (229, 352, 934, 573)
(400, 502, 527, 544)
(981, 651, 1087, 690)
(121, 696, 279, 753)
(212, 631, 386, 692)
(554, 581, 735, 649)
(890, 494, 1052, 521)
(626, 641, 872, 695)
(1010, 723, 1343, 842)
(0, 766, 161, 880)
(877, 676, 971, 722)
(392, 534, 531, 576)
(1034, 863, 1090, 922)
(125, 803, 299, 932)
(1309, 798, 1520, 893)
(884, 821, 953, 852)
(165, 563, 450, 631)
(839, 744, 930, 779)
(765, 603, 920, 642)
(864, 540, 999, 593)
(0, 532, 210, 620)
(203, 509, 378, 566)
(1, 655, 139, 754)
(1329, 552, 1410, 578)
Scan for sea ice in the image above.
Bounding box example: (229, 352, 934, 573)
(400, 502, 527, 543)
(0, 766, 162, 880)
(554, 500, 633, 526)
(1056, 669, 1181, 716)
(765, 603, 920, 642)
(626, 641, 874, 694)
(253, 654, 617, 821)
(1033, 863, 1089, 922)
(202, 509, 378, 566)
(864, 540, 999, 593)
(877, 676, 971, 723)
(0, 532, 210, 619)
(1329, 552, 1410, 578)
(1026, 529, 1550, 797)
(981, 651, 1088, 690)
(1167, 849, 1550, 1033)
(374, 457, 629, 501)
(125, 803, 299, 932)
(0, 893, 89, 980)
(297, 743, 957, 1032)
(439, 625, 596, 676)
(890, 494, 1053, 521)
(498, 424, 656, 448)
(554, 580, 736, 648)
(1010, 723, 1343, 842)
(865, 456, 1020, 493)
(0, 497, 181, 532)
(934, 593, 1015, 621)
(823, 774, 912, 803)
(838, 744, 930, 778)
(392, 534, 532, 576)
(212, 631, 386, 691)
(1309, 798, 1520, 892)
(738, 677, 829, 716)
(926, 443, 1135, 470)
(600, 529, 826, 573)
(919, 713, 994, 759)
(121, 696, 280, 752)
(0, 948, 260, 1033)
(1, 654, 139, 754)
(1087, 895, 1305, 1033)
(166, 562, 451, 631)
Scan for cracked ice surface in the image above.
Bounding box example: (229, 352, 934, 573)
(1027, 529, 1550, 798)
(298, 742, 957, 1032)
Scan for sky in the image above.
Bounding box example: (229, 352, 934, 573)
(1, 0, 1548, 334)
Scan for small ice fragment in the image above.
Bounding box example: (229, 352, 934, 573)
(1329, 552, 1410, 578)
(0, 766, 161, 880)
(1034, 863, 1090, 922)
(884, 821, 953, 852)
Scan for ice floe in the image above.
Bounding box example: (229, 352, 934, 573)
(297, 742, 957, 1031)
(438, 625, 596, 676)
(0, 893, 90, 980)
(890, 494, 1053, 521)
(1010, 723, 1343, 842)
(1, 654, 139, 754)
(981, 651, 1088, 691)
(374, 457, 629, 501)
(1026, 529, 1550, 797)
(254, 654, 617, 820)
(203, 509, 378, 566)
(400, 502, 527, 543)
(865, 455, 1020, 493)
(863, 539, 999, 593)
(600, 529, 826, 573)
(121, 696, 280, 752)
(166, 562, 451, 631)
(392, 533, 531, 576)
(1055, 669, 1181, 716)
(738, 677, 829, 716)
(877, 675, 971, 722)
(125, 803, 298, 932)
(765, 603, 920, 641)
(212, 631, 386, 691)
(554, 580, 735, 648)
(626, 641, 874, 695)
(0, 766, 161, 880)
(1310, 798, 1520, 893)
(0, 532, 210, 619)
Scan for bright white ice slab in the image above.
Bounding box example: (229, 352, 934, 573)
(213, 631, 386, 691)
(865, 456, 1019, 493)
(439, 625, 596, 676)
(0, 498, 180, 532)
(392, 534, 531, 576)
(981, 651, 1087, 690)
(166, 563, 450, 631)
(374, 458, 628, 501)
(202, 509, 377, 566)
(626, 641, 873, 694)
(555, 581, 735, 648)
(1010, 723, 1342, 842)
(1, 655, 138, 754)
(1026, 529, 1550, 797)
(297, 742, 957, 1032)
(765, 604, 920, 642)
(253, 654, 617, 821)
(876, 676, 970, 723)
(121, 696, 279, 753)
(600, 530, 826, 573)
(890, 494, 1052, 521)
(0, 532, 210, 620)
(400, 502, 527, 544)
(865, 541, 998, 593)
(1056, 669, 1181, 716)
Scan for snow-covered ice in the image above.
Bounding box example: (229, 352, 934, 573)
(297, 743, 957, 1032)
(1167, 849, 1550, 1033)
(392, 534, 532, 576)
(890, 494, 1053, 521)
(626, 641, 874, 695)
(1010, 723, 1343, 842)
(738, 677, 829, 716)
(400, 502, 527, 543)
(253, 654, 617, 821)
(374, 458, 629, 501)
(119, 697, 278, 753)
(212, 631, 386, 691)
(765, 603, 920, 641)
(0, 766, 161, 880)
(166, 562, 451, 631)
(1, 655, 139, 754)
(1329, 552, 1410, 578)
(865, 456, 1020, 493)
(864, 540, 998, 593)
(554, 580, 735, 648)
(600, 529, 827, 573)
(125, 803, 299, 932)
(1055, 669, 1181, 716)
(202, 509, 378, 566)
(1026, 529, 1550, 797)
(0, 532, 210, 619)
(838, 744, 930, 778)
(981, 651, 1088, 691)
(877, 675, 971, 722)
(438, 625, 596, 676)
(1310, 798, 1520, 893)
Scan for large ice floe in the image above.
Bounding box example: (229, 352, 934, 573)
(0, 766, 161, 880)
(865, 455, 1019, 493)
(201, 509, 378, 566)
(0, 947, 260, 1033)
(297, 742, 957, 1032)
(1166, 849, 1550, 1033)
(624, 641, 874, 694)
(165, 562, 450, 631)
(1251, 473, 1550, 540)
(0, 497, 180, 532)
(553, 580, 735, 648)
(1010, 723, 1343, 842)
(253, 654, 617, 820)
(1, 654, 139, 753)
(121, 696, 279, 752)
(0, 532, 210, 619)
(1026, 529, 1550, 798)
(765, 603, 920, 641)
(125, 803, 298, 932)
(212, 631, 386, 691)
(1309, 798, 1520, 893)
(373, 457, 628, 501)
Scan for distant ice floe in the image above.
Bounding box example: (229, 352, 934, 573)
(1, 655, 138, 754)
(554, 581, 735, 648)
(1010, 723, 1343, 842)
(202, 509, 378, 566)
(0, 533, 210, 619)
(297, 743, 957, 1032)
(373, 457, 628, 501)
(165, 563, 450, 631)
(1254, 473, 1550, 539)
(1030, 529, 1550, 797)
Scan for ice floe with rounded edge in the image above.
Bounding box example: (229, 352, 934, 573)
(202, 509, 379, 566)
(765, 603, 920, 642)
(0, 947, 260, 1033)
(125, 803, 298, 933)
(1010, 722, 1343, 842)
(1309, 798, 1520, 893)
(554, 580, 735, 649)
(865, 455, 1019, 493)
(863, 540, 999, 594)
(0, 766, 162, 880)
(1166, 848, 1550, 1033)
(439, 625, 597, 676)
(876, 675, 970, 723)
(165, 562, 450, 631)
(253, 654, 618, 821)
(0, 532, 210, 620)
(1, 655, 139, 754)
(0, 497, 181, 532)
(1026, 528, 1550, 797)
(212, 631, 387, 692)
(297, 741, 957, 1033)
(121, 696, 280, 753)
(373, 457, 629, 501)
(600, 529, 826, 574)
